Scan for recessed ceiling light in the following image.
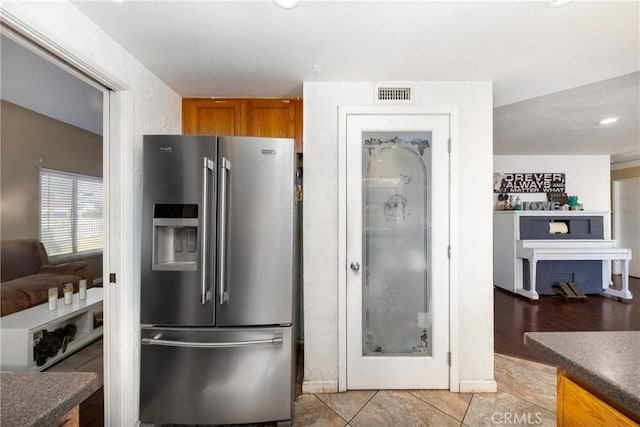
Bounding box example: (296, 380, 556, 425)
(599, 117, 619, 125)
(274, 0, 299, 9)
(547, 0, 574, 8)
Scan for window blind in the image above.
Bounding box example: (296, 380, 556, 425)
(40, 168, 103, 257)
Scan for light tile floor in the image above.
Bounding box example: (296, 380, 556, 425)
(293, 353, 556, 427)
(48, 342, 557, 426)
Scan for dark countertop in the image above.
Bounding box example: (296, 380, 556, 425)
(0, 371, 99, 427)
(524, 331, 640, 418)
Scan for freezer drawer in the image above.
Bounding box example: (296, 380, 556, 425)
(139, 326, 293, 425)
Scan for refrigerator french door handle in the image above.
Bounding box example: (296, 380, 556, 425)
(219, 157, 231, 305)
(201, 157, 214, 305)
(141, 337, 283, 348)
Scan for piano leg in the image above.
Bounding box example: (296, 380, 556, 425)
(603, 258, 633, 300)
(516, 258, 540, 301)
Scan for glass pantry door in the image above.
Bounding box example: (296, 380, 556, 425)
(346, 114, 450, 389)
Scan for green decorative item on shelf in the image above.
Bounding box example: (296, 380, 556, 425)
(34, 324, 77, 366)
(497, 193, 508, 210)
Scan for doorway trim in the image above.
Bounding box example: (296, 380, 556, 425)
(613, 176, 640, 278)
(337, 105, 460, 392)
(1, 9, 133, 425)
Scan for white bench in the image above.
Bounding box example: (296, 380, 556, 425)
(515, 241, 632, 300)
(0, 287, 103, 371)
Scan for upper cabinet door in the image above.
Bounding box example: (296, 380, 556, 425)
(182, 99, 244, 135)
(182, 98, 303, 153)
(245, 99, 297, 139)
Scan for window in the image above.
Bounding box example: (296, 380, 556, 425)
(40, 168, 103, 257)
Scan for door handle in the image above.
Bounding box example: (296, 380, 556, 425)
(201, 157, 214, 305)
(350, 262, 360, 272)
(218, 157, 231, 305)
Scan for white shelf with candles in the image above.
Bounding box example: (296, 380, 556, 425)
(0, 287, 103, 371)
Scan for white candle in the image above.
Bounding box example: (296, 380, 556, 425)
(63, 283, 73, 305)
(48, 288, 58, 311)
(79, 279, 87, 300)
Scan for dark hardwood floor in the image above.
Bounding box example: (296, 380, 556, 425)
(494, 276, 640, 363)
(80, 387, 104, 426)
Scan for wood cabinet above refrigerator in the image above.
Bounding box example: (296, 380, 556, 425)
(182, 98, 303, 153)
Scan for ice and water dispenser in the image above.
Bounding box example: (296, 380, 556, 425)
(152, 204, 199, 271)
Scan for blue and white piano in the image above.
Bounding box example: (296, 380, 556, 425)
(493, 211, 632, 301)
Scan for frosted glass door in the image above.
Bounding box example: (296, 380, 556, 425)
(346, 113, 450, 390)
(362, 132, 432, 357)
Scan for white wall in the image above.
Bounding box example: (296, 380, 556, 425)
(1, 2, 181, 425)
(493, 155, 611, 210)
(303, 81, 495, 392)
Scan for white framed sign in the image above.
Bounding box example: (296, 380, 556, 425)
(494, 172, 565, 193)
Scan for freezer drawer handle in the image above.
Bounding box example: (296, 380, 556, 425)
(141, 337, 283, 348)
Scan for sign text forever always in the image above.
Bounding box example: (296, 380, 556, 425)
(494, 173, 565, 194)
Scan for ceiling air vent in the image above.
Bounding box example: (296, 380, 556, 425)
(375, 84, 414, 103)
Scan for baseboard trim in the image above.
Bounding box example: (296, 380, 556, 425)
(459, 380, 498, 393)
(302, 380, 338, 394)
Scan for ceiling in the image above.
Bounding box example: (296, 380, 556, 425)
(1, 35, 103, 135)
(494, 72, 639, 159)
(46, 2, 640, 159)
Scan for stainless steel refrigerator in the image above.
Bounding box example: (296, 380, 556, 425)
(139, 135, 296, 425)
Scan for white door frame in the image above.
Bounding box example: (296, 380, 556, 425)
(1, 11, 134, 424)
(337, 105, 460, 392)
(613, 177, 640, 277)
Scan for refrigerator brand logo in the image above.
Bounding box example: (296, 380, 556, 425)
(261, 149, 276, 155)
(159, 147, 173, 153)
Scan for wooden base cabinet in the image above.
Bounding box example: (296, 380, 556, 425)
(557, 369, 639, 426)
(182, 98, 303, 153)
